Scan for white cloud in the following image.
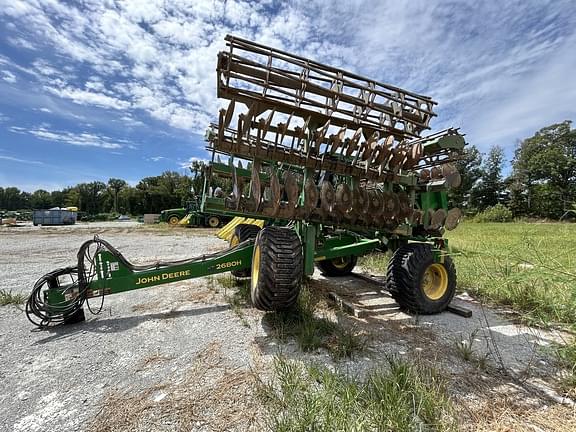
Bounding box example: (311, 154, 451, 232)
(179, 156, 209, 169)
(1, 70, 16, 83)
(0, 0, 574, 153)
(8, 126, 132, 150)
(0, 155, 44, 165)
(149, 156, 165, 162)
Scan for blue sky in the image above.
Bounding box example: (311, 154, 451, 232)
(0, 0, 575, 192)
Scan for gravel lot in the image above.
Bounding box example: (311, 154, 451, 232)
(0, 223, 573, 431)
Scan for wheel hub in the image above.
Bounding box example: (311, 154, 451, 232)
(421, 263, 448, 300)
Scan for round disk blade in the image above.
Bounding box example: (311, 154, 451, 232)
(250, 161, 261, 208)
(445, 208, 463, 231)
(419, 169, 431, 182)
(320, 181, 335, 212)
(381, 191, 400, 219)
(269, 170, 281, 212)
(335, 183, 352, 214)
(431, 208, 447, 229)
(445, 171, 462, 189)
(397, 191, 412, 219)
(303, 177, 319, 211)
(284, 171, 299, 205)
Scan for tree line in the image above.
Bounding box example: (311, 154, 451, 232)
(1, 121, 574, 219)
(450, 121, 576, 219)
(0, 171, 197, 215)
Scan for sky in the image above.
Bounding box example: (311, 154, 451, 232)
(0, 0, 575, 192)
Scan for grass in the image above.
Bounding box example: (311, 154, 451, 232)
(215, 274, 251, 327)
(258, 355, 456, 431)
(0, 289, 26, 306)
(263, 284, 365, 360)
(445, 222, 576, 328)
(554, 342, 576, 397)
(360, 222, 576, 392)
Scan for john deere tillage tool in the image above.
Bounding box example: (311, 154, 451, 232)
(27, 35, 466, 328)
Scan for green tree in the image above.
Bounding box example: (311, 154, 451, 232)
(511, 121, 576, 217)
(30, 189, 52, 209)
(107, 178, 127, 213)
(470, 145, 505, 211)
(448, 145, 483, 210)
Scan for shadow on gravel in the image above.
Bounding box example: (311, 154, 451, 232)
(32, 304, 230, 344)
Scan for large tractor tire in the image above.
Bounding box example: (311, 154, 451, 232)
(206, 215, 221, 228)
(316, 255, 358, 276)
(251, 226, 303, 311)
(167, 215, 180, 225)
(229, 224, 261, 278)
(387, 243, 456, 314)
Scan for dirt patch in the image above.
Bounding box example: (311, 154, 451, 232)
(88, 342, 263, 432)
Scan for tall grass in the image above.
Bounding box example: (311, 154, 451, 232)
(258, 356, 456, 431)
(445, 222, 576, 328)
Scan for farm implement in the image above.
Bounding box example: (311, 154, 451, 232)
(26, 35, 466, 328)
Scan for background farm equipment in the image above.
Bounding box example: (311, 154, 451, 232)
(159, 196, 231, 227)
(26, 35, 465, 328)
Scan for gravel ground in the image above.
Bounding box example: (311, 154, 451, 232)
(0, 224, 267, 432)
(0, 223, 573, 431)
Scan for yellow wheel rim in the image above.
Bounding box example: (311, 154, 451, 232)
(208, 217, 219, 227)
(168, 216, 179, 225)
(421, 263, 448, 300)
(331, 256, 350, 270)
(251, 244, 261, 290)
(230, 234, 240, 247)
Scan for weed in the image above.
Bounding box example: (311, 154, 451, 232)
(553, 342, 576, 397)
(452, 330, 489, 370)
(263, 285, 364, 359)
(0, 289, 26, 306)
(258, 355, 456, 431)
(215, 275, 251, 327)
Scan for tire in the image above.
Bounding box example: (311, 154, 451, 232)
(167, 215, 180, 225)
(251, 226, 303, 311)
(206, 215, 221, 228)
(316, 255, 357, 276)
(230, 224, 261, 278)
(387, 243, 456, 314)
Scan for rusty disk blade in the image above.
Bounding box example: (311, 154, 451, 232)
(431, 208, 447, 229)
(330, 125, 347, 154)
(441, 163, 456, 176)
(352, 186, 369, 215)
(283, 171, 299, 205)
(419, 169, 431, 182)
(430, 166, 442, 179)
(335, 183, 352, 214)
(346, 128, 362, 157)
(397, 191, 412, 219)
(412, 209, 423, 225)
(445, 208, 463, 231)
(260, 109, 275, 140)
(423, 208, 436, 230)
(368, 190, 381, 215)
(269, 170, 281, 212)
(303, 177, 319, 211)
(223, 99, 235, 129)
(232, 164, 241, 210)
(250, 160, 262, 209)
(445, 170, 462, 189)
(320, 181, 335, 212)
(381, 191, 400, 219)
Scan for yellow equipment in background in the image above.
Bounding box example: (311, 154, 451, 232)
(217, 217, 264, 241)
